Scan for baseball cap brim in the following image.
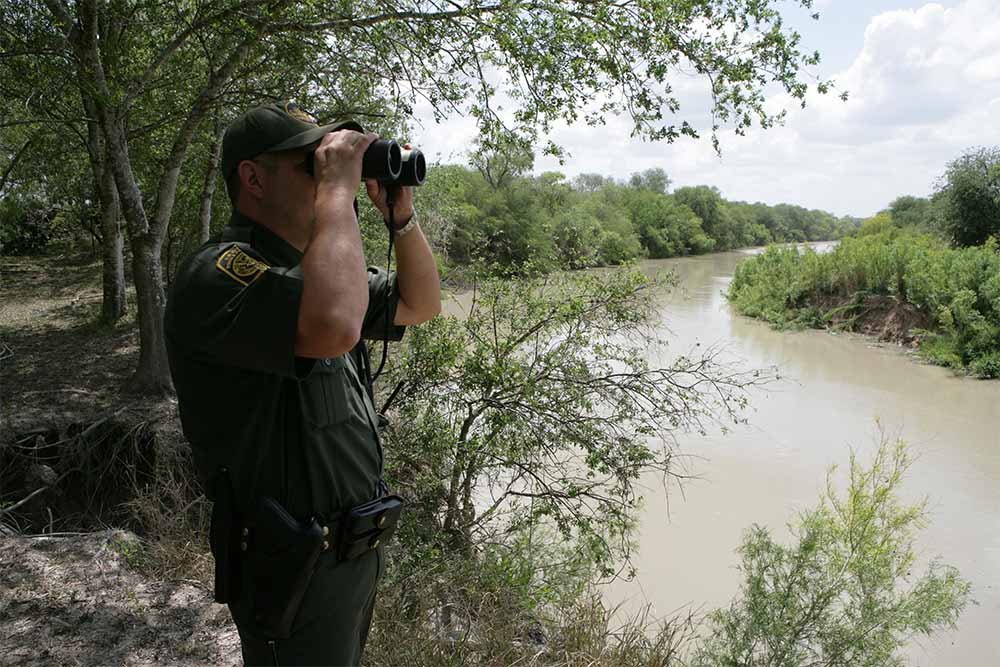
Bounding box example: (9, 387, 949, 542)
(264, 120, 366, 154)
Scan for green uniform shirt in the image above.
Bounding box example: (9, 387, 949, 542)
(165, 211, 404, 520)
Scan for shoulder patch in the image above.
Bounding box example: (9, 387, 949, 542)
(216, 244, 270, 286)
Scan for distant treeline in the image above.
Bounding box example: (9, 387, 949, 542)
(728, 146, 1000, 378)
(414, 166, 861, 272)
(2, 161, 858, 275)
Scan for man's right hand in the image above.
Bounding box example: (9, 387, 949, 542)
(313, 130, 378, 194)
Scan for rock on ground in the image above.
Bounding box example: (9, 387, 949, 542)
(0, 530, 240, 666)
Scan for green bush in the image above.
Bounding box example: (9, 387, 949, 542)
(969, 350, 1000, 379)
(0, 196, 62, 255)
(728, 233, 1000, 375)
(693, 439, 971, 666)
(596, 230, 643, 266)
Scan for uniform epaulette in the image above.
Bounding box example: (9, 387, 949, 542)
(215, 243, 270, 286)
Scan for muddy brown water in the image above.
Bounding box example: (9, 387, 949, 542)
(444, 246, 999, 664)
(603, 248, 1000, 665)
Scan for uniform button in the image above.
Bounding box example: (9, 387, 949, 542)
(322, 526, 330, 537)
(377, 515, 386, 528)
(323, 358, 332, 366)
(322, 540, 329, 551)
(371, 539, 380, 550)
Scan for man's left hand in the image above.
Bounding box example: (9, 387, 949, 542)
(364, 141, 416, 228)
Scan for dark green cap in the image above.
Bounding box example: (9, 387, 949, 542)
(222, 101, 365, 178)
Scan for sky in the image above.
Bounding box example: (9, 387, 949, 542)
(408, 0, 1000, 219)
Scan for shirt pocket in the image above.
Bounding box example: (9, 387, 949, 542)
(300, 356, 351, 429)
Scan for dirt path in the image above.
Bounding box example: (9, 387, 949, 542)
(0, 530, 240, 666)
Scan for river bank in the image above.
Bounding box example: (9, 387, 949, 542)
(605, 248, 1000, 665)
(727, 232, 1000, 378)
(0, 530, 239, 666)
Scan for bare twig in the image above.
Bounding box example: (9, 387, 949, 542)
(0, 487, 49, 517)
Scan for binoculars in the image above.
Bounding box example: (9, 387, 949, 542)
(305, 139, 427, 186)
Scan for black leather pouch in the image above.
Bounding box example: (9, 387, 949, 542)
(246, 496, 324, 639)
(338, 495, 404, 561)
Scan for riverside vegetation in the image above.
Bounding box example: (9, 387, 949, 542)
(0, 1, 973, 664)
(728, 146, 1000, 378)
(1, 260, 972, 665)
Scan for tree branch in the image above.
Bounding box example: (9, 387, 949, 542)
(268, 3, 505, 33)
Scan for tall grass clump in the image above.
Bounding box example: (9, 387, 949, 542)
(728, 232, 1000, 377)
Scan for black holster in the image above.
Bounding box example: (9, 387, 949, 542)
(245, 496, 325, 639)
(209, 468, 242, 604)
(210, 468, 404, 639)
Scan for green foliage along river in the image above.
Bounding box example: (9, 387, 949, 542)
(727, 231, 1000, 377)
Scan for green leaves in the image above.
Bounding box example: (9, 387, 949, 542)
(693, 438, 972, 667)
(384, 266, 770, 571)
(936, 146, 1000, 248)
(728, 231, 1000, 375)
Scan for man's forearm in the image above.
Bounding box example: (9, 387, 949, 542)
(296, 191, 369, 356)
(393, 221, 441, 322)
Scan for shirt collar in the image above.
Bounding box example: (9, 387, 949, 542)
(227, 210, 303, 267)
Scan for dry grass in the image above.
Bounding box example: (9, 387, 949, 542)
(1, 252, 210, 582)
(366, 551, 698, 667)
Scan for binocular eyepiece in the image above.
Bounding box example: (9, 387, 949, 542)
(305, 138, 427, 186)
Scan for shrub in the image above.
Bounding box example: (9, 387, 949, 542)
(0, 196, 63, 255)
(969, 351, 1000, 379)
(729, 233, 1000, 374)
(693, 438, 971, 667)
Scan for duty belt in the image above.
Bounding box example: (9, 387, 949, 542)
(209, 467, 405, 607)
(240, 493, 404, 563)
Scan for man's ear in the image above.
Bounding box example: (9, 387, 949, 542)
(238, 160, 266, 200)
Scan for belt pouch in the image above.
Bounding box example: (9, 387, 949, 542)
(247, 496, 324, 639)
(339, 495, 404, 561)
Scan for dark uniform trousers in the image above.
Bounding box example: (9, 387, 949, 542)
(230, 547, 382, 666)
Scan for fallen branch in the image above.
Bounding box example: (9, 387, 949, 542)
(0, 486, 48, 517)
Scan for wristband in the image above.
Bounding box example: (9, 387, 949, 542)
(394, 213, 419, 238)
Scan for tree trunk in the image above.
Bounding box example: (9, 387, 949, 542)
(52, 0, 263, 395)
(198, 120, 225, 243)
(129, 236, 172, 394)
(84, 96, 127, 324)
(98, 160, 126, 323)
(67, 0, 174, 394)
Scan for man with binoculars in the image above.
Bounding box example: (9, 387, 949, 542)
(165, 101, 441, 665)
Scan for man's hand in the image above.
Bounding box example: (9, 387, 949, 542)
(364, 143, 416, 226)
(314, 130, 377, 195)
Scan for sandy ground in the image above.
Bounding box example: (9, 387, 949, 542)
(0, 530, 240, 666)
(2, 255, 239, 665)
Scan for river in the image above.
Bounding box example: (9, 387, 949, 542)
(596, 247, 1000, 664)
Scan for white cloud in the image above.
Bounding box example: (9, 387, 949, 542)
(413, 1, 1000, 217)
